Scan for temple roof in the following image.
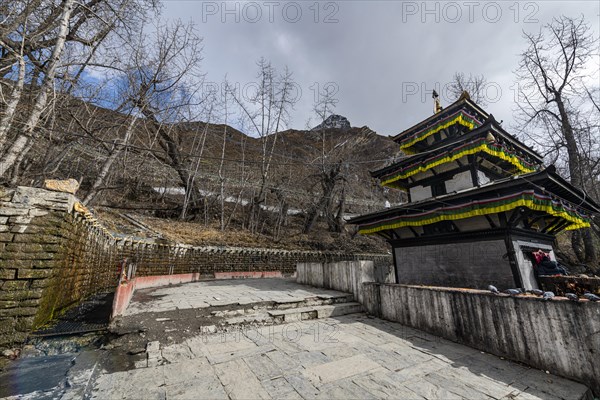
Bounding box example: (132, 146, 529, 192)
(348, 167, 599, 234)
(393, 97, 488, 144)
(373, 117, 544, 188)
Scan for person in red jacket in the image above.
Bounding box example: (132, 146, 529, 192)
(532, 249, 568, 276)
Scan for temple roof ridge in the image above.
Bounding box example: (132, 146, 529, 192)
(393, 97, 488, 142)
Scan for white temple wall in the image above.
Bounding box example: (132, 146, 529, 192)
(410, 185, 431, 202)
(478, 170, 491, 185)
(512, 240, 555, 290)
(446, 170, 473, 192)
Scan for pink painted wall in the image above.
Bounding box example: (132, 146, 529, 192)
(111, 280, 136, 319)
(134, 273, 203, 290)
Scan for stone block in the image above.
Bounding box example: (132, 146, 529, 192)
(17, 269, 53, 279)
(12, 234, 63, 244)
(0, 268, 16, 280)
(0, 299, 39, 309)
(0, 331, 28, 346)
(44, 178, 80, 194)
(0, 233, 14, 242)
(5, 243, 62, 254)
(28, 208, 50, 217)
(8, 215, 33, 225)
(5, 243, 43, 253)
(0, 307, 37, 318)
(0, 289, 42, 301)
(1, 280, 30, 291)
(0, 252, 54, 260)
(0, 301, 18, 308)
(13, 187, 75, 212)
(303, 355, 382, 385)
(14, 316, 36, 331)
(0, 206, 29, 216)
(3, 260, 57, 269)
(9, 224, 29, 234)
(26, 214, 66, 226)
(30, 279, 52, 289)
(0, 318, 15, 334)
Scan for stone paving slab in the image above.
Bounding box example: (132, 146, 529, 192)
(89, 314, 591, 399)
(124, 278, 350, 316)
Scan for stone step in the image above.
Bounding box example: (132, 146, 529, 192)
(271, 293, 355, 310)
(267, 302, 363, 322)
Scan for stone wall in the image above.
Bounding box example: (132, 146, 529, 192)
(296, 259, 394, 304)
(0, 186, 390, 349)
(362, 283, 600, 395)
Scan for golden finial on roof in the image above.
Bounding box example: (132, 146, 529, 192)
(458, 90, 471, 101)
(432, 90, 443, 114)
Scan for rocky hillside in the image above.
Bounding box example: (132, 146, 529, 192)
(11, 98, 403, 252)
(311, 115, 351, 131)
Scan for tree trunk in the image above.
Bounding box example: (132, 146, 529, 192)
(0, 0, 76, 178)
(582, 229, 596, 263)
(303, 165, 341, 234)
(330, 185, 346, 233)
(556, 97, 597, 262)
(141, 109, 202, 215)
(83, 115, 137, 205)
(218, 123, 227, 230)
(556, 97, 582, 186)
(0, 56, 26, 151)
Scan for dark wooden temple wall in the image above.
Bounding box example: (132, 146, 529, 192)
(393, 239, 515, 290)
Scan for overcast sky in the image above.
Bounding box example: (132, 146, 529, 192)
(161, 0, 600, 137)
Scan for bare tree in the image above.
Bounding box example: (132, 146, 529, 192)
(514, 15, 599, 263)
(106, 20, 208, 217)
(303, 84, 340, 233)
(217, 85, 232, 230)
(446, 72, 488, 105)
(0, 0, 155, 180)
(0, 0, 77, 178)
(228, 59, 297, 233)
(82, 112, 138, 204)
(0, 36, 26, 149)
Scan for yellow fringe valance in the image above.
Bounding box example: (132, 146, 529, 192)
(381, 139, 538, 188)
(399, 111, 481, 151)
(358, 190, 590, 235)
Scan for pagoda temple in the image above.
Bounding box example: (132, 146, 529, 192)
(349, 92, 600, 290)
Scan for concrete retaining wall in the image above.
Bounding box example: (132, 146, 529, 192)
(296, 259, 394, 303)
(364, 283, 600, 395)
(0, 186, 390, 349)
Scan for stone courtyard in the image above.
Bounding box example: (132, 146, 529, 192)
(0, 279, 592, 399)
(91, 314, 589, 400)
(89, 280, 594, 399)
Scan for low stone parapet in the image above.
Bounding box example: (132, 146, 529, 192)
(361, 283, 600, 396)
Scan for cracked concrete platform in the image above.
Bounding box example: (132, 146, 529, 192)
(91, 314, 590, 399)
(124, 278, 350, 316)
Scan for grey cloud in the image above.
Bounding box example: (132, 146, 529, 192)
(163, 0, 600, 136)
